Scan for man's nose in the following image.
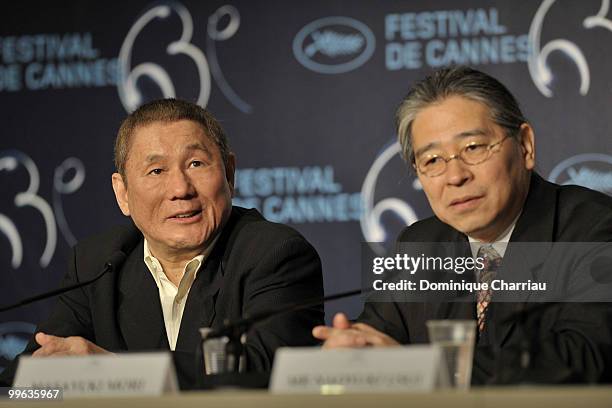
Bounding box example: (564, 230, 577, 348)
(167, 169, 195, 199)
(444, 157, 472, 186)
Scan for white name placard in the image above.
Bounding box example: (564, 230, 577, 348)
(270, 345, 447, 394)
(14, 352, 178, 397)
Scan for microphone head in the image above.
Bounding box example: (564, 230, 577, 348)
(101, 223, 140, 272)
(105, 251, 127, 271)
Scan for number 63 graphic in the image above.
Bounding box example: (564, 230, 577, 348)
(528, 0, 612, 97)
(1, 150, 85, 269)
(118, 2, 252, 113)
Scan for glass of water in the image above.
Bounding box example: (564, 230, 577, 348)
(426, 320, 476, 390)
(200, 328, 231, 375)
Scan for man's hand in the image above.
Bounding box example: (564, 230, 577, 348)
(32, 332, 110, 357)
(312, 313, 400, 348)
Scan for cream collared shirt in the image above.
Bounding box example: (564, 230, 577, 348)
(143, 238, 217, 350)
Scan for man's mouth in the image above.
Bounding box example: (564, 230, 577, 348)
(449, 196, 484, 209)
(170, 210, 202, 219)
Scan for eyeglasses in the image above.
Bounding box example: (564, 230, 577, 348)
(415, 135, 512, 177)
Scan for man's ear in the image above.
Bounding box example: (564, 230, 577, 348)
(225, 153, 236, 197)
(111, 173, 131, 216)
(518, 123, 536, 171)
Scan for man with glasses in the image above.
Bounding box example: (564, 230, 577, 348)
(313, 66, 612, 384)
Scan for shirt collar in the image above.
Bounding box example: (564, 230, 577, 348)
(143, 234, 219, 284)
(467, 213, 520, 258)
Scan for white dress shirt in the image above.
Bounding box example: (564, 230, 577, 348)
(143, 238, 217, 350)
(467, 214, 520, 259)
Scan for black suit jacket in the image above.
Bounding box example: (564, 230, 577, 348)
(359, 173, 612, 384)
(1, 206, 324, 387)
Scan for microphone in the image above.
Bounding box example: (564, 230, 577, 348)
(195, 288, 362, 388)
(0, 250, 127, 313)
(0, 224, 141, 313)
(204, 288, 362, 340)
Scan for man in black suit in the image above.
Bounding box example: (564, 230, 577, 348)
(1, 99, 323, 386)
(313, 66, 612, 384)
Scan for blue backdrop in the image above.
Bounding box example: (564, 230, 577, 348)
(1, 0, 611, 372)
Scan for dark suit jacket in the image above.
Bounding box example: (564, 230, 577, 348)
(359, 173, 612, 384)
(0, 206, 324, 387)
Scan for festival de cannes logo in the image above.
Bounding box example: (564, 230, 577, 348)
(548, 153, 612, 195)
(293, 16, 376, 74)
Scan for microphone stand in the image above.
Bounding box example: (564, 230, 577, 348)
(198, 288, 363, 386)
(0, 251, 127, 313)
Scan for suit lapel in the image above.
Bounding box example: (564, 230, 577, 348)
(117, 241, 169, 350)
(424, 229, 474, 322)
(174, 253, 223, 352)
(493, 173, 558, 347)
(174, 209, 242, 352)
(509, 174, 556, 243)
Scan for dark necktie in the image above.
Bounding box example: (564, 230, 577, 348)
(476, 245, 502, 332)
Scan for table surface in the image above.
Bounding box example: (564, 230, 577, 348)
(1, 387, 611, 408)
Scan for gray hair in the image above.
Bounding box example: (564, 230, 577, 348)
(396, 66, 527, 164)
(115, 98, 231, 178)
